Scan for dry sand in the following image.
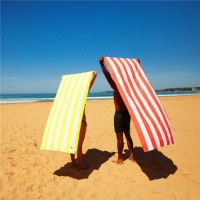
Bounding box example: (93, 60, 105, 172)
(1, 96, 200, 200)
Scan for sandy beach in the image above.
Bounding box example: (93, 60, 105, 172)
(1, 96, 200, 200)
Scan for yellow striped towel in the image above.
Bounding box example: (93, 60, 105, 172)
(40, 71, 94, 154)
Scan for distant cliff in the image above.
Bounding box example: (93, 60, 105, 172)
(100, 87, 200, 93)
(156, 87, 200, 92)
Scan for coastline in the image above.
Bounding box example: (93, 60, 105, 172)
(0, 91, 200, 104)
(1, 96, 200, 199)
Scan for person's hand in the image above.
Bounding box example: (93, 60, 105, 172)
(99, 56, 104, 63)
(136, 58, 140, 63)
(93, 71, 97, 76)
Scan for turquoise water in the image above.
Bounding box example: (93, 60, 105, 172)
(0, 91, 199, 104)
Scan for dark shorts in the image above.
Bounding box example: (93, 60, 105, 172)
(114, 109, 130, 133)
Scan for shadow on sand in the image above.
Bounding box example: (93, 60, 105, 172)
(54, 148, 115, 180)
(124, 147, 178, 180)
(54, 147, 177, 180)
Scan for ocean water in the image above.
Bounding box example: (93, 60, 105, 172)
(0, 91, 199, 104)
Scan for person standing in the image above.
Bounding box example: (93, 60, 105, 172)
(70, 71, 97, 170)
(99, 57, 135, 164)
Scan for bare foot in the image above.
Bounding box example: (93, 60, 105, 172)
(70, 161, 77, 167)
(129, 155, 136, 162)
(77, 161, 87, 170)
(112, 159, 123, 165)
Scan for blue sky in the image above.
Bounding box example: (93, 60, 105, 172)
(1, 1, 200, 94)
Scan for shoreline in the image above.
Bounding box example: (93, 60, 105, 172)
(0, 92, 200, 105)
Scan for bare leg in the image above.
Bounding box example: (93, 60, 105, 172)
(113, 132, 124, 164)
(76, 116, 87, 170)
(70, 153, 76, 166)
(124, 130, 135, 162)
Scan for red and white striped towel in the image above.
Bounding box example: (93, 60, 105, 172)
(103, 57, 174, 152)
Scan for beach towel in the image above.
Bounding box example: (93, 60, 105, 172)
(40, 71, 94, 154)
(101, 57, 174, 152)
